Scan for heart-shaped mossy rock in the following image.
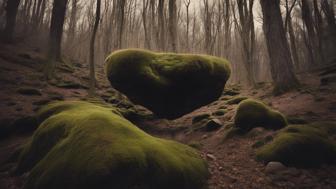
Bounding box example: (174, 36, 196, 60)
(105, 49, 231, 119)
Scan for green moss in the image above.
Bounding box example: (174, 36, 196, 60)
(105, 49, 231, 119)
(226, 96, 248, 105)
(234, 99, 287, 132)
(256, 122, 336, 168)
(16, 101, 208, 189)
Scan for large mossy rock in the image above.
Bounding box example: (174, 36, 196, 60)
(234, 99, 287, 132)
(16, 101, 208, 189)
(105, 49, 231, 119)
(256, 122, 336, 168)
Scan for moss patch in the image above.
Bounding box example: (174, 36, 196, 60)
(105, 49, 231, 119)
(16, 101, 208, 189)
(256, 122, 336, 168)
(234, 99, 287, 133)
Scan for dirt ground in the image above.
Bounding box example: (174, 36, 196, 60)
(0, 42, 336, 189)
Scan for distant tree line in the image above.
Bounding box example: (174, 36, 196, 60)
(0, 0, 335, 93)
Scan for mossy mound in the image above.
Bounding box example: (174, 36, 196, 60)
(234, 99, 287, 132)
(106, 49, 231, 119)
(256, 122, 336, 168)
(16, 101, 208, 189)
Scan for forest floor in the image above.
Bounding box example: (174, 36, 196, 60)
(0, 41, 336, 189)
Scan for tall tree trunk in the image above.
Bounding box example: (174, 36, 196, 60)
(284, 0, 300, 69)
(149, 0, 156, 48)
(46, 0, 68, 78)
(260, 0, 299, 94)
(89, 0, 101, 95)
(223, 0, 231, 57)
(287, 16, 300, 69)
(321, 0, 336, 35)
(168, 0, 177, 52)
(184, 0, 191, 51)
(158, 0, 165, 51)
(67, 0, 78, 46)
(236, 0, 256, 86)
(321, 0, 336, 63)
(301, 0, 323, 67)
(115, 0, 126, 49)
(3, 0, 21, 42)
(142, 0, 151, 49)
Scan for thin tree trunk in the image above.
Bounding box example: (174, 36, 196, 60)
(115, 0, 126, 49)
(89, 0, 101, 95)
(142, 0, 151, 49)
(168, 0, 177, 52)
(301, 0, 322, 67)
(260, 0, 299, 94)
(184, 0, 190, 51)
(158, 0, 165, 51)
(285, 0, 300, 69)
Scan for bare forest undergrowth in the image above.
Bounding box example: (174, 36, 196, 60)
(0, 42, 336, 189)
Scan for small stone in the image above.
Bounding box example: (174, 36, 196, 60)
(192, 113, 211, 124)
(265, 162, 287, 174)
(202, 134, 208, 139)
(204, 118, 223, 131)
(17, 87, 42, 96)
(206, 153, 217, 161)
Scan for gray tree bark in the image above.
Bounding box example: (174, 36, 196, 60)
(260, 0, 299, 94)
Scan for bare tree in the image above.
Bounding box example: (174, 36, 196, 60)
(115, 0, 126, 49)
(46, 0, 68, 78)
(284, 0, 300, 69)
(184, 0, 191, 51)
(301, 0, 323, 67)
(234, 0, 257, 86)
(168, 0, 177, 52)
(158, 0, 166, 50)
(202, 0, 215, 54)
(260, 0, 299, 93)
(3, 0, 21, 42)
(89, 0, 101, 95)
(67, 0, 78, 46)
(142, 0, 151, 49)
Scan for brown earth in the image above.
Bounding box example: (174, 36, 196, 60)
(0, 42, 336, 189)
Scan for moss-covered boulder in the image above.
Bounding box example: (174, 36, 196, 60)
(105, 49, 231, 119)
(234, 99, 287, 132)
(256, 122, 336, 168)
(16, 101, 208, 189)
